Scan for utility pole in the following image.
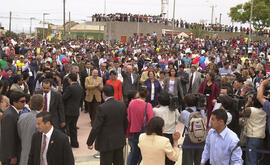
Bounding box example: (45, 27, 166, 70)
(248, 0, 254, 47)
(69, 11, 71, 40)
(219, 13, 222, 24)
(30, 17, 34, 34)
(9, 11, 12, 32)
(104, 0, 106, 15)
(172, 0, 176, 30)
(63, 0, 66, 41)
(43, 13, 49, 40)
(210, 5, 214, 25)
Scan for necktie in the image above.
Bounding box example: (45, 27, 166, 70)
(40, 134, 47, 165)
(43, 93, 47, 112)
(87, 69, 90, 76)
(189, 73, 194, 92)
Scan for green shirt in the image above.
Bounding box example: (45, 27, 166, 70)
(0, 59, 7, 69)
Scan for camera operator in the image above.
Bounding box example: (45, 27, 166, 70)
(257, 78, 270, 165)
(241, 94, 266, 165)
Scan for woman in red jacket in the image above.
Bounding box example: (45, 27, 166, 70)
(198, 72, 219, 127)
(106, 70, 122, 100)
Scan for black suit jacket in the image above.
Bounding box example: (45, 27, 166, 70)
(80, 69, 91, 90)
(28, 128, 74, 165)
(63, 83, 83, 116)
(36, 90, 65, 128)
(87, 98, 128, 152)
(0, 106, 20, 161)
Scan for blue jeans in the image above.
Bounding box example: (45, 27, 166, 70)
(127, 133, 142, 165)
(246, 137, 263, 165)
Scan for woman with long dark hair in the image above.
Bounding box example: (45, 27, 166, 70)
(138, 117, 180, 165)
(198, 72, 219, 126)
(144, 70, 161, 107)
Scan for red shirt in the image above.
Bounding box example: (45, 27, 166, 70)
(106, 79, 122, 100)
(127, 99, 154, 136)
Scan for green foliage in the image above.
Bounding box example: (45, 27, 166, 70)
(229, 0, 270, 31)
(190, 25, 208, 38)
(5, 31, 18, 39)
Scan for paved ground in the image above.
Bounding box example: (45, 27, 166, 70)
(74, 111, 184, 165)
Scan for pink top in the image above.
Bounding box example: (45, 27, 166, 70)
(127, 99, 154, 136)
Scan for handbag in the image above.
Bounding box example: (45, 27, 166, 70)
(140, 102, 148, 133)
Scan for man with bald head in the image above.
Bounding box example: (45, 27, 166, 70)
(85, 69, 103, 125)
(121, 64, 139, 101)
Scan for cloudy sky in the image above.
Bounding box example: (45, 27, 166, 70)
(0, 0, 249, 33)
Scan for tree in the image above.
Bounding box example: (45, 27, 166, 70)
(229, 0, 270, 31)
(190, 24, 208, 38)
(5, 31, 18, 39)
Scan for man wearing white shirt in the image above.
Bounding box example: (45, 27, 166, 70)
(28, 112, 74, 165)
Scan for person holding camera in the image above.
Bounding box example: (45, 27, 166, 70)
(257, 78, 270, 164)
(241, 94, 266, 165)
(179, 94, 206, 165)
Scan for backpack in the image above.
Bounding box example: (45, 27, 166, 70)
(186, 108, 207, 143)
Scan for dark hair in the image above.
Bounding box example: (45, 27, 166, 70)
(146, 117, 164, 136)
(6, 58, 13, 63)
(147, 70, 155, 77)
(157, 92, 170, 106)
(169, 68, 178, 77)
(13, 75, 23, 83)
(160, 70, 166, 75)
(9, 91, 25, 105)
(0, 94, 3, 103)
(110, 70, 117, 75)
(220, 84, 233, 95)
(68, 73, 77, 82)
(25, 93, 31, 103)
(42, 79, 52, 86)
(212, 109, 228, 124)
(22, 72, 29, 80)
(184, 94, 197, 107)
(30, 94, 44, 111)
(36, 111, 52, 124)
(217, 95, 233, 110)
(103, 84, 114, 97)
(138, 86, 148, 99)
(252, 94, 263, 108)
(207, 72, 215, 81)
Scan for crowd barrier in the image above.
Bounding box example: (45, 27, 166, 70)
(177, 144, 270, 154)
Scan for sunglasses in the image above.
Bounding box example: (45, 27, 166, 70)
(18, 100, 26, 103)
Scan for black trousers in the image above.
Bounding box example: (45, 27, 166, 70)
(65, 115, 79, 145)
(100, 147, 124, 165)
(182, 135, 204, 165)
(87, 97, 100, 125)
(163, 133, 175, 165)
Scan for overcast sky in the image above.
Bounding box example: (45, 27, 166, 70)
(0, 0, 249, 33)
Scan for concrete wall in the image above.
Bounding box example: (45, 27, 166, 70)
(87, 22, 270, 42)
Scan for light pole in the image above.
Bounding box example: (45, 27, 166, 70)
(30, 17, 35, 34)
(104, 0, 107, 15)
(248, 0, 254, 47)
(43, 13, 50, 40)
(172, 0, 176, 29)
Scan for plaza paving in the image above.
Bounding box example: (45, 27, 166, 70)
(74, 111, 184, 165)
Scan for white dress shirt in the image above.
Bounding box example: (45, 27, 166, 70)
(41, 126, 54, 165)
(43, 91, 51, 112)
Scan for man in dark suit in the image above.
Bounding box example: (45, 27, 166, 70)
(36, 79, 65, 130)
(121, 64, 139, 101)
(87, 85, 128, 165)
(63, 74, 83, 148)
(98, 62, 110, 85)
(62, 65, 80, 93)
(28, 112, 74, 165)
(0, 91, 26, 165)
(80, 60, 93, 113)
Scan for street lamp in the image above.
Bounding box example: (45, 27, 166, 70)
(43, 13, 50, 40)
(30, 17, 35, 34)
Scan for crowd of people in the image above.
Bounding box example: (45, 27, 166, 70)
(92, 13, 270, 37)
(0, 31, 270, 165)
